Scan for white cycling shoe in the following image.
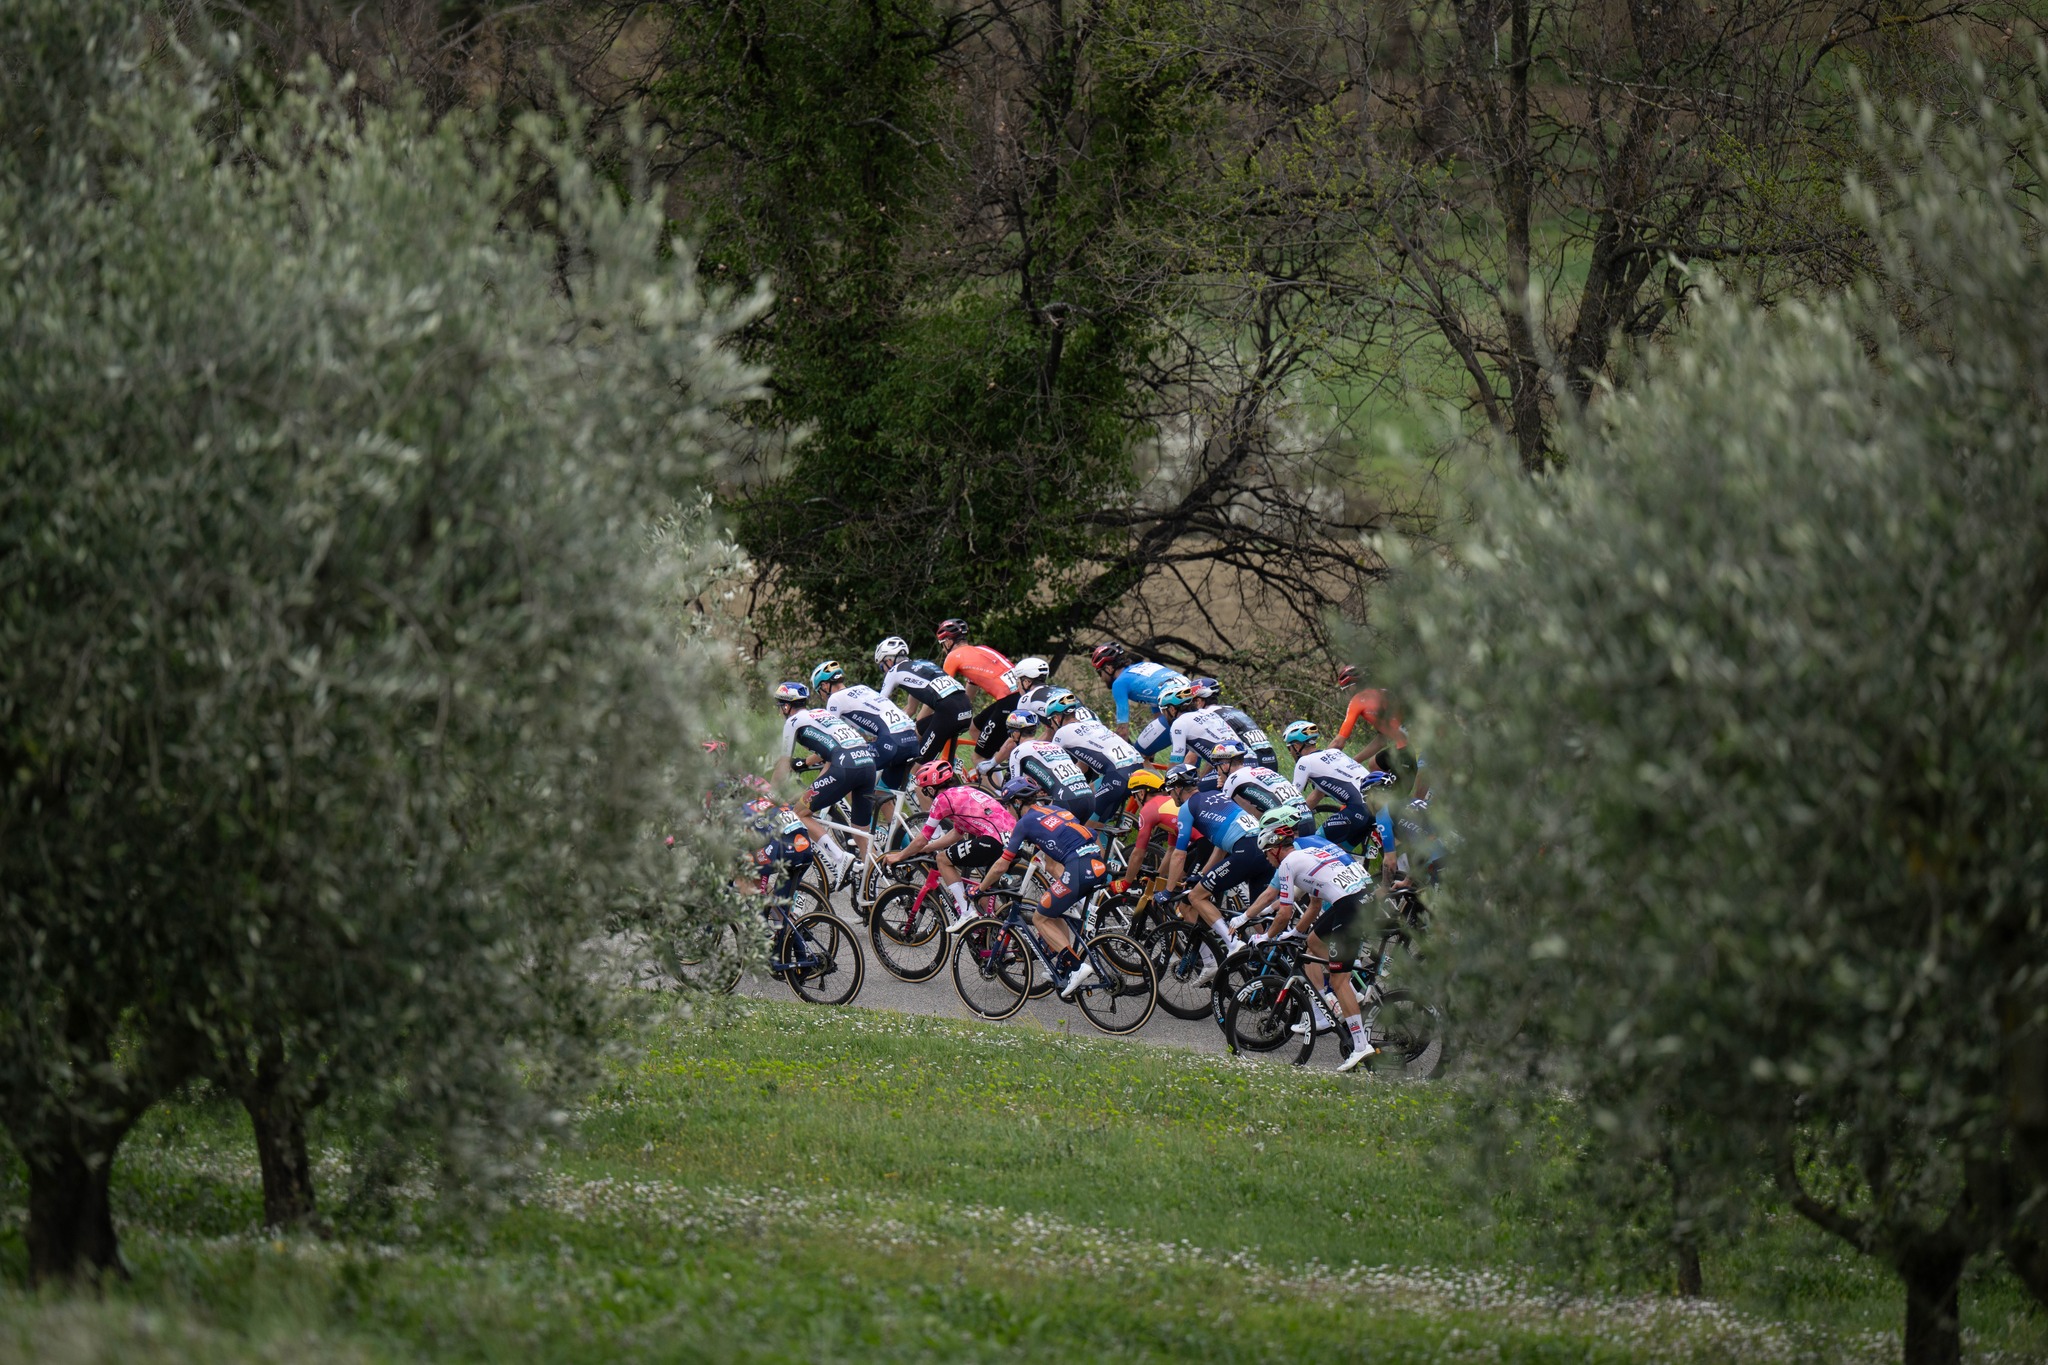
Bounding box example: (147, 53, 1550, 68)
(1059, 961, 1099, 1000)
(1191, 964, 1219, 989)
(943, 907, 980, 934)
(1336, 1038, 1377, 1072)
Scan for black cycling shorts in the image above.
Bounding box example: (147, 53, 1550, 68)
(944, 833, 1007, 873)
(915, 707, 973, 764)
(1198, 841, 1275, 899)
(807, 758, 879, 826)
(1309, 891, 1370, 962)
(972, 694, 1021, 759)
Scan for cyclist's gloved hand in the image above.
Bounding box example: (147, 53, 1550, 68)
(1152, 891, 1173, 908)
(962, 881, 980, 898)
(1110, 878, 1128, 895)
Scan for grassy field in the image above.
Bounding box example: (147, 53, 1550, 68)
(3, 999, 2044, 1363)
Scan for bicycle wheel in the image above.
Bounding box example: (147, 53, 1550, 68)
(951, 920, 1030, 1020)
(664, 921, 743, 994)
(1072, 933, 1156, 1036)
(783, 912, 864, 1006)
(1226, 972, 1296, 1054)
(1364, 988, 1443, 1079)
(1145, 920, 1214, 1021)
(868, 883, 949, 983)
(979, 893, 1055, 999)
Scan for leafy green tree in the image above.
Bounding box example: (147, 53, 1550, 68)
(1378, 67, 2048, 1365)
(0, 3, 759, 1278)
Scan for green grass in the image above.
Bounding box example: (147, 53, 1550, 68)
(3, 1000, 2044, 1362)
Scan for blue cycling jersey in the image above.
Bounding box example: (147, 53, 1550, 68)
(1110, 661, 1193, 724)
(1173, 790, 1257, 853)
(1003, 804, 1103, 862)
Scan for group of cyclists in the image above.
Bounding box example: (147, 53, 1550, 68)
(741, 619, 1435, 1072)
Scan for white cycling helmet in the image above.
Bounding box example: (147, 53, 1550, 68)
(1013, 656, 1050, 681)
(874, 635, 910, 666)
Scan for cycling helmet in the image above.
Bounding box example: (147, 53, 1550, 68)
(936, 618, 970, 644)
(773, 680, 811, 705)
(1042, 694, 1077, 718)
(1336, 663, 1361, 688)
(1257, 821, 1299, 851)
(1361, 769, 1397, 789)
(1191, 676, 1221, 700)
(1208, 740, 1246, 764)
(1161, 762, 1199, 789)
(1126, 769, 1164, 792)
(809, 660, 845, 689)
(1155, 681, 1196, 710)
(1005, 707, 1040, 731)
(1281, 719, 1320, 747)
(875, 636, 910, 667)
(1013, 656, 1050, 682)
(1090, 641, 1127, 672)
(913, 759, 957, 790)
(999, 775, 1041, 805)
(1258, 804, 1305, 835)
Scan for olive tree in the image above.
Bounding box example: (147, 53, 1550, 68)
(0, 3, 761, 1278)
(1379, 68, 2048, 1365)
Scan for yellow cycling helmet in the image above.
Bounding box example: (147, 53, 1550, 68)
(1126, 770, 1165, 792)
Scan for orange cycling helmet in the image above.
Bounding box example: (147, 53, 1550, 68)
(914, 760, 958, 790)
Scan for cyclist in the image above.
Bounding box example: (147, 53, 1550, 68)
(1156, 757, 1253, 967)
(1040, 695, 1145, 825)
(814, 660, 919, 801)
(884, 760, 1017, 934)
(1245, 813, 1378, 1071)
(739, 796, 813, 905)
(1283, 720, 1396, 866)
(771, 680, 878, 882)
(971, 777, 1112, 1000)
(876, 636, 975, 764)
(999, 708, 1099, 821)
(1089, 641, 1192, 746)
(1218, 743, 1313, 830)
(1335, 668, 1403, 766)
(937, 619, 1022, 760)
(1160, 680, 1240, 780)
(1113, 768, 1179, 891)
(1189, 677, 1278, 768)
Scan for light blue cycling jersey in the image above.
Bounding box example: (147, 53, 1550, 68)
(1109, 660, 1193, 725)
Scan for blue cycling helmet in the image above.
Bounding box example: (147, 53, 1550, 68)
(773, 680, 811, 705)
(1155, 681, 1196, 710)
(1191, 676, 1221, 700)
(1161, 762, 1199, 789)
(1005, 707, 1040, 731)
(1361, 769, 1397, 788)
(1208, 740, 1246, 763)
(809, 659, 845, 689)
(999, 775, 1041, 805)
(1042, 694, 1077, 718)
(1281, 720, 1319, 747)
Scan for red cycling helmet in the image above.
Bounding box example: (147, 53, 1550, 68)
(913, 759, 958, 790)
(1090, 641, 1127, 672)
(936, 618, 970, 644)
(1336, 663, 1361, 688)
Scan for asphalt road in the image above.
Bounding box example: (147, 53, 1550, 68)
(734, 885, 1354, 1072)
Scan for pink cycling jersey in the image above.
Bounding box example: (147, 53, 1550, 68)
(920, 785, 1016, 842)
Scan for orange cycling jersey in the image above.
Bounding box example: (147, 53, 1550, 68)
(943, 644, 1018, 700)
(1337, 688, 1402, 744)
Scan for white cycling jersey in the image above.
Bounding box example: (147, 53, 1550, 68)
(1274, 842, 1370, 907)
(826, 684, 917, 742)
(1052, 719, 1141, 777)
(1224, 764, 1304, 811)
(1292, 747, 1378, 806)
(1169, 708, 1240, 765)
(779, 708, 873, 763)
(1011, 739, 1094, 804)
